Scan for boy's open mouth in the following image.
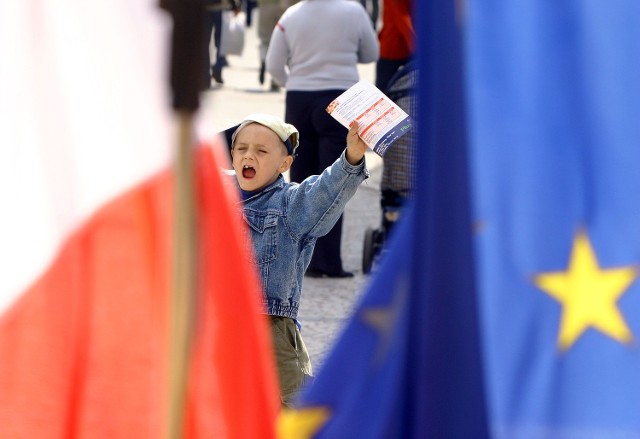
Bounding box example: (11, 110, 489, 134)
(242, 165, 256, 179)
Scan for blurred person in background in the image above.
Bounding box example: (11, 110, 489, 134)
(243, 0, 257, 27)
(360, 0, 380, 29)
(206, 0, 241, 85)
(375, 0, 415, 93)
(257, 0, 300, 91)
(266, 0, 378, 278)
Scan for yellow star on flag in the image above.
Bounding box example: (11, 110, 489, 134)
(360, 275, 407, 368)
(277, 407, 330, 439)
(534, 232, 637, 350)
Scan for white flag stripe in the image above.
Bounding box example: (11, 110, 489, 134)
(0, 0, 173, 313)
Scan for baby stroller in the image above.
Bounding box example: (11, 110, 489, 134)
(362, 61, 418, 274)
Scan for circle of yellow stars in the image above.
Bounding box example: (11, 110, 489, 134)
(534, 232, 637, 351)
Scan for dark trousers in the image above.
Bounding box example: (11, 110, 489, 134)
(375, 57, 411, 93)
(286, 90, 349, 274)
(244, 0, 257, 27)
(205, 10, 225, 77)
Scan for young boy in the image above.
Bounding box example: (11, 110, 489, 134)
(228, 113, 369, 406)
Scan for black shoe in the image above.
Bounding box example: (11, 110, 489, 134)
(305, 269, 354, 278)
(259, 62, 266, 85)
(212, 69, 224, 84)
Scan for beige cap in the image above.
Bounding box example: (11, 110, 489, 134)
(230, 113, 300, 155)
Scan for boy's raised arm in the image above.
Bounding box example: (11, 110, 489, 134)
(345, 121, 368, 166)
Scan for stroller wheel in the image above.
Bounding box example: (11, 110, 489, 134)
(363, 227, 380, 274)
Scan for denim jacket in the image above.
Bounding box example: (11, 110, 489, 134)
(235, 151, 369, 319)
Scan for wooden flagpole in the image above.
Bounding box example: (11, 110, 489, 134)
(168, 110, 196, 439)
(159, 0, 208, 437)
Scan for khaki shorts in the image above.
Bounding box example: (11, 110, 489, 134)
(269, 316, 314, 407)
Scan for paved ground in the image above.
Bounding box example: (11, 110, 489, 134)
(200, 12, 382, 371)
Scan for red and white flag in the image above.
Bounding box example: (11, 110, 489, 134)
(0, 1, 279, 437)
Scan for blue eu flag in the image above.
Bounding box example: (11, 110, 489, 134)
(468, 1, 640, 437)
(280, 0, 640, 438)
(278, 1, 490, 437)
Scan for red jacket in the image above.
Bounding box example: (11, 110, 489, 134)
(378, 0, 415, 60)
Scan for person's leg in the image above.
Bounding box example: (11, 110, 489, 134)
(359, 0, 376, 27)
(270, 316, 313, 407)
(245, 0, 256, 27)
(211, 10, 225, 83)
(287, 91, 319, 184)
(371, 0, 380, 27)
(257, 3, 279, 85)
(204, 11, 217, 86)
(375, 58, 407, 92)
(313, 91, 348, 164)
(307, 215, 347, 276)
(306, 90, 351, 276)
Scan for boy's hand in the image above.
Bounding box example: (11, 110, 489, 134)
(346, 121, 368, 165)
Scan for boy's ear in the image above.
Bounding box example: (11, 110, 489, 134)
(278, 155, 294, 173)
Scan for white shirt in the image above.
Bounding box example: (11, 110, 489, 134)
(266, 0, 379, 91)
